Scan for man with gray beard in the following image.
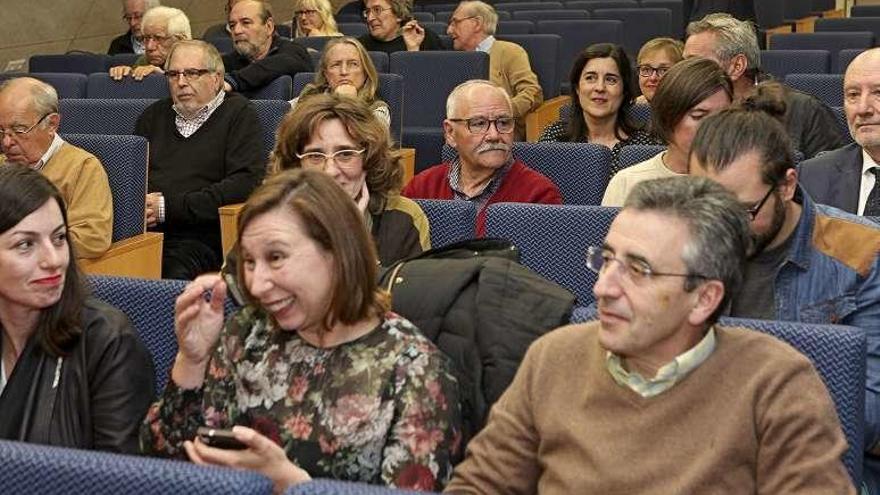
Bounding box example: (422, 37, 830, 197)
(403, 79, 561, 236)
(221, 0, 312, 96)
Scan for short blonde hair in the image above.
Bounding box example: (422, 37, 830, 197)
(637, 37, 684, 65)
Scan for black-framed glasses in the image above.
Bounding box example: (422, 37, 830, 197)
(637, 65, 671, 78)
(745, 186, 776, 221)
(585, 246, 710, 284)
(447, 15, 477, 27)
(142, 33, 171, 44)
(362, 6, 392, 18)
(122, 13, 144, 22)
(165, 68, 213, 81)
(448, 116, 515, 135)
(296, 148, 366, 170)
(0, 113, 52, 140)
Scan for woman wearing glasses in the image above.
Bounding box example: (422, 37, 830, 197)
(539, 43, 661, 175)
(602, 57, 733, 206)
(635, 37, 683, 104)
(292, 0, 341, 37)
(358, 0, 446, 55)
(292, 37, 390, 128)
(142, 168, 460, 492)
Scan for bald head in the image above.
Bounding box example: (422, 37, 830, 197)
(0, 77, 58, 118)
(844, 48, 880, 158)
(446, 79, 512, 118)
(0, 78, 61, 166)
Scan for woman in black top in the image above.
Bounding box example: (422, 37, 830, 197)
(357, 0, 446, 54)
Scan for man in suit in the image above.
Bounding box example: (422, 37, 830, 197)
(799, 48, 880, 215)
(446, 0, 543, 141)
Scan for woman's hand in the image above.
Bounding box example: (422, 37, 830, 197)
(333, 83, 358, 98)
(402, 20, 425, 51)
(185, 426, 311, 494)
(171, 274, 227, 389)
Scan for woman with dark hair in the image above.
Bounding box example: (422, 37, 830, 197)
(602, 57, 733, 206)
(141, 169, 460, 492)
(0, 166, 153, 453)
(539, 43, 660, 174)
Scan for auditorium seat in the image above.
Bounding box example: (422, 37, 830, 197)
(29, 53, 107, 74)
(815, 17, 880, 46)
(784, 73, 843, 107)
(839, 48, 866, 74)
(760, 50, 830, 80)
(251, 99, 293, 164)
(641, 0, 685, 38)
(592, 8, 673, 59)
(414, 199, 478, 247)
(497, 34, 561, 100)
(565, 0, 639, 12)
(617, 144, 666, 171)
(58, 98, 156, 135)
(0, 72, 87, 99)
(337, 22, 369, 37)
(536, 19, 623, 94)
(243, 75, 292, 100)
(512, 10, 590, 22)
(770, 32, 873, 73)
(496, 20, 536, 34)
(494, 1, 564, 12)
(286, 480, 424, 494)
(86, 72, 169, 99)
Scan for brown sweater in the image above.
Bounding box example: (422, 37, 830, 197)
(446, 322, 855, 495)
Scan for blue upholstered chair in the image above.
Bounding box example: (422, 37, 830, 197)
(565, 0, 640, 11)
(0, 439, 274, 495)
(784, 73, 844, 107)
(251, 99, 293, 165)
(770, 32, 874, 72)
(206, 36, 234, 54)
(494, 1, 564, 12)
(617, 144, 666, 171)
(592, 8, 673, 59)
(337, 22, 369, 37)
(485, 203, 619, 306)
(753, 0, 785, 30)
(412, 11, 435, 22)
(641, 0, 685, 38)
(86, 72, 170, 99)
(294, 36, 335, 52)
(535, 19, 623, 94)
(816, 17, 880, 48)
(106, 52, 140, 69)
(853, 6, 880, 16)
(513, 9, 590, 21)
(760, 50, 830, 80)
(244, 75, 293, 100)
(29, 53, 107, 74)
(286, 480, 424, 494)
(0, 72, 87, 99)
(498, 34, 561, 100)
(58, 98, 156, 135)
(413, 199, 478, 248)
(839, 48, 866, 74)
(497, 20, 535, 34)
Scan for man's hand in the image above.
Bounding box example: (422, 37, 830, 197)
(145, 192, 162, 228)
(402, 20, 425, 51)
(109, 65, 132, 81)
(131, 64, 163, 80)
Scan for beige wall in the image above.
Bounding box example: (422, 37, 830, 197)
(0, 0, 301, 71)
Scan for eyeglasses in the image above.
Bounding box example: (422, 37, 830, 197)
(165, 68, 213, 81)
(745, 186, 776, 221)
(637, 65, 671, 78)
(447, 15, 477, 27)
(0, 113, 52, 140)
(586, 246, 709, 285)
(296, 149, 366, 170)
(122, 13, 144, 22)
(362, 6, 392, 18)
(142, 33, 171, 44)
(295, 9, 318, 16)
(448, 117, 515, 135)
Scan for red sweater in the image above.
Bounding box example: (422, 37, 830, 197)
(403, 160, 563, 236)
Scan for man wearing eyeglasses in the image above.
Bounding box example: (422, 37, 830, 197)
(403, 80, 561, 236)
(108, 6, 192, 82)
(108, 0, 160, 56)
(447, 176, 853, 493)
(358, 0, 447, 54)
(689, 102, 880, 473)
(222, 0, 312, 96)
(135, 40, 264, 280)
(0, 78, 113, 259)
(445, 1, 542, 141)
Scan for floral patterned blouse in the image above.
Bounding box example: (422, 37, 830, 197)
(140, 308, 461, 491)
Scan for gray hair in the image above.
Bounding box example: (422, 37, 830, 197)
(624, 176, 751, 324)
(686, 13, 760, 74)
(164, 40, 226, 76)
(446, 79, 512, 117)
(459, 1, 498, 35)
(0, 77, 59, 117)
(121, 0, 161, 10)
(142, 5, 192, 39)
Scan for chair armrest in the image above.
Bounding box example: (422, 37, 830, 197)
(220, 203, 245, 257)
(79, 232, 164, 279)
(525, 95, 571, 142)
(399, 147, 415, 187)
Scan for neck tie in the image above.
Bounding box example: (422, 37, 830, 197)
(865, 168, 880, 217)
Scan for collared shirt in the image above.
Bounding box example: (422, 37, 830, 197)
(446, 156, 513, 212)
(858, 148, 879, 216)
(173, 90, 225, 138)
(132, 34, 145, 55)
(606, 328, 717, 398)
(475, 35, 495, 53)
(32, 133, 65, 172)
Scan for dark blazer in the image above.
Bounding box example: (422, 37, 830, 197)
(107, 31, 135, 55)
(799, 142, 864, 214)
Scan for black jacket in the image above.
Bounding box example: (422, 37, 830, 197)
(381, 253, 575, 444)
(798, 142, 863, 214)
(107, 31, 135, 55)
(0, 298, 154, 453)
(222, 35, 312, 95)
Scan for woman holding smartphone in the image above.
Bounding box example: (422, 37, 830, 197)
(140, 170, 460, 492)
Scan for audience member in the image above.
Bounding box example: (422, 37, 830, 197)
(683, 12, 845, 158)
(292, 37, 391, 128)
(446, 0, 542, 141)
(0, 78, 112, 259)
(141, 169, 460, 492)
(0, 166, 153, 453)
(404, 80, 561, 236)
(109, 6, 192, 81)
(108, 0, 161, 55)
(358, 0, 446, 54)
(446, 175, 853, 493)
(603, 57, 732, 206)
(223, 0, 313, 96)
(635, 37, 683, 104)
(135, 40, 264, 280)
(689, 92, 880, 457)
(539, 43, 661, 174)
(293, 0, 342, 37)
(800, 48, 880, 215)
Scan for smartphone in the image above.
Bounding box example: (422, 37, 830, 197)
(196, 427, 247, 450)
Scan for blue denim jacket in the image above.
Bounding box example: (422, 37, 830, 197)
(776, 191, 880, 451)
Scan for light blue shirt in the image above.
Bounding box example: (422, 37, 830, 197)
(476, 35, 495, 53)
